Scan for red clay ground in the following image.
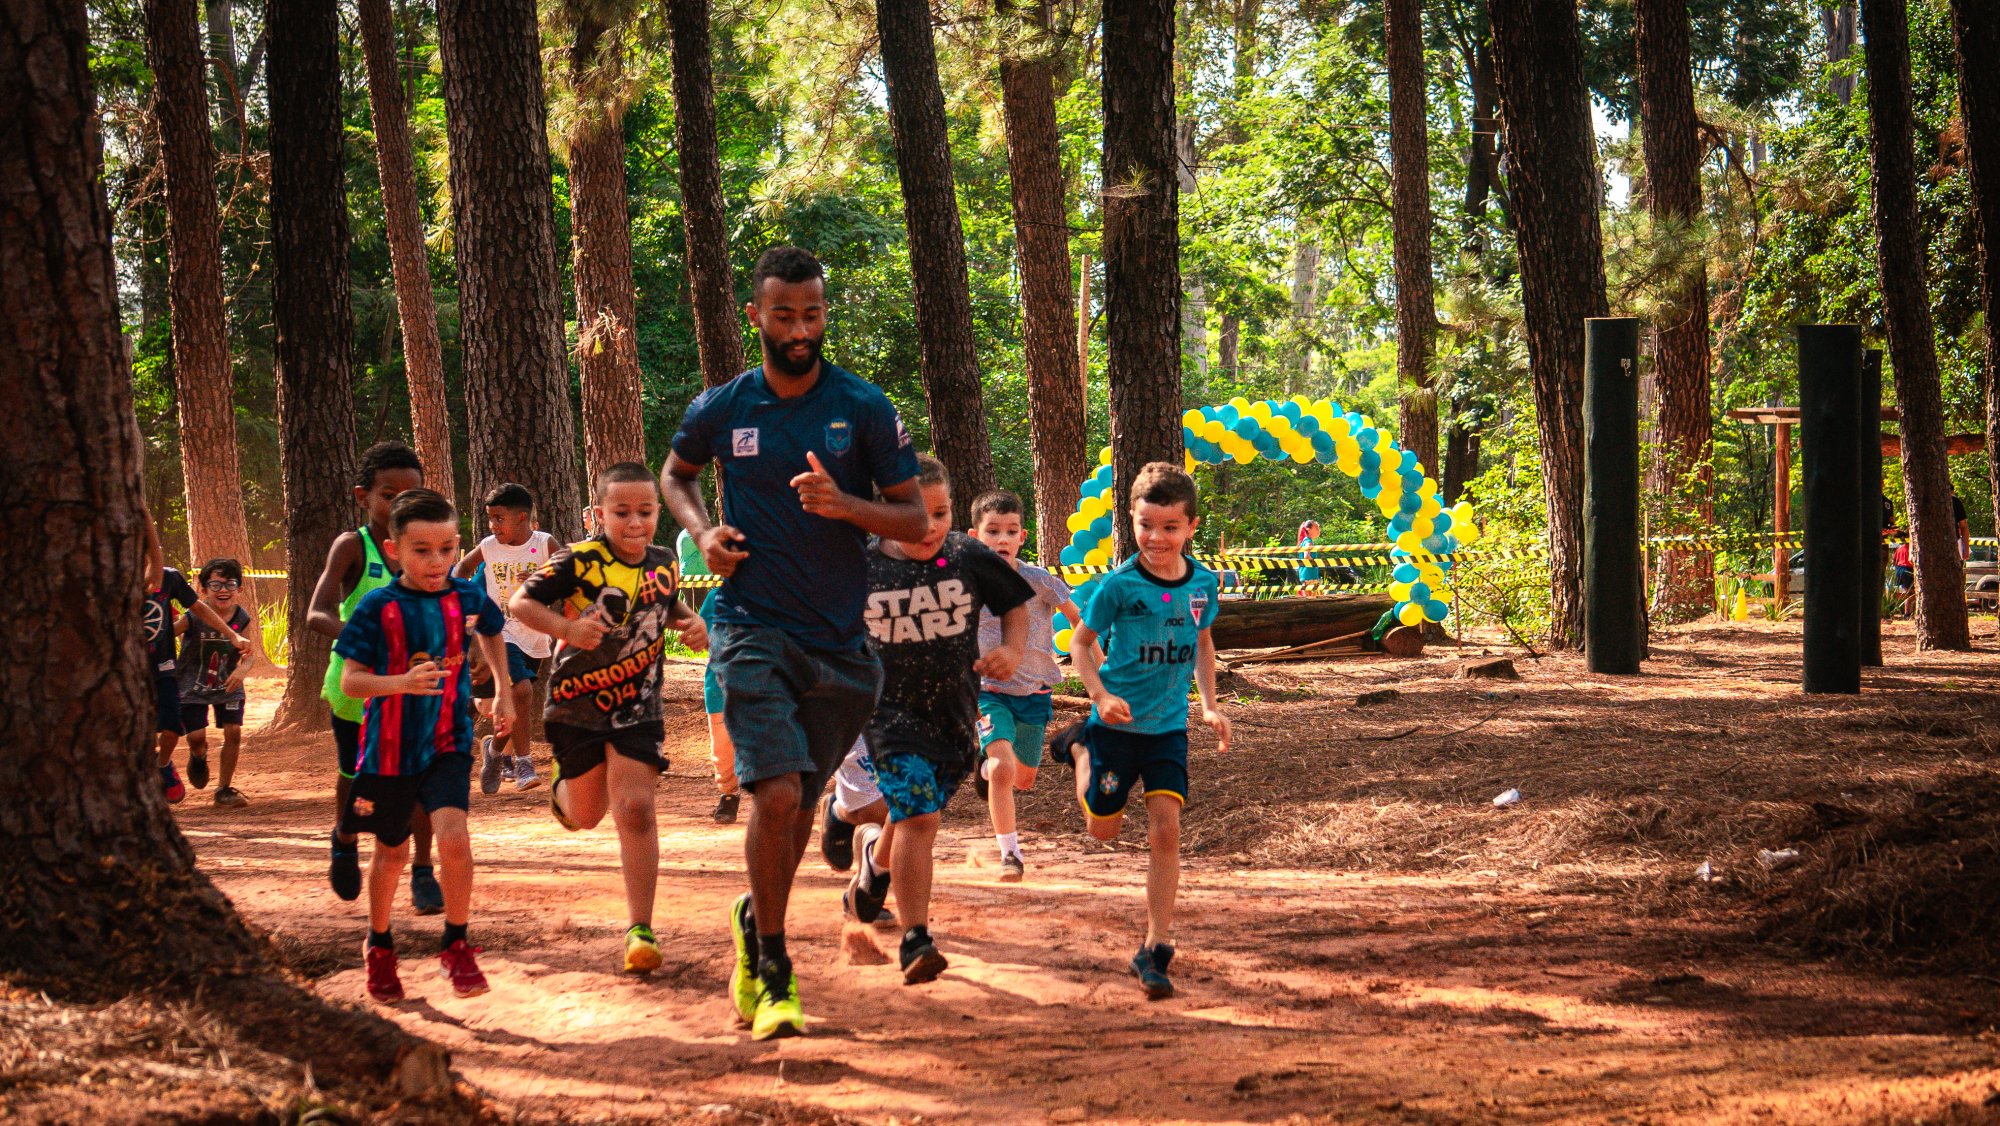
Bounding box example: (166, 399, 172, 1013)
(12, 620, 2000, 1124)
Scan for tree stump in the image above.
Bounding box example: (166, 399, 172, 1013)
(1455, 657, 1519, 680)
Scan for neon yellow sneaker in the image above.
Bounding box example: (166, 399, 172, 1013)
(728, 894, 758, 1025)
(624, 923, 662, 975)
(549, 758, 579, 832)
(751, 970, 805, 1040)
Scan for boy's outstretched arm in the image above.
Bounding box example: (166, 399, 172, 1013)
(142, 508, 164, 593)
(1071, 624, 1131, 726)
(973, 604, 1029, 681)
(1194, 628, 1230, 753)
(186, 597, 251, 653)
(452, 542, 486, 580)
(1058, 598, 1102, 665)
(306, 534, 362, 640)
(473, 631, 515, 739)
(661, 452, 749, 576)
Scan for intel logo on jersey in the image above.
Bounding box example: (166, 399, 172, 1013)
(1137, 641, 1195, 665)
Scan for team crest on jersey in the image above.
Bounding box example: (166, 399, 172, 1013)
(732, 427, 760, 457)
(1190, 593, 1209, 622)
(978, 713, 994, 738)
(894, 416, 912, 448)
(825, 417, 852, 455)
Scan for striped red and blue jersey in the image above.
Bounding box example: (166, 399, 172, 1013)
(334, 578, 504, 777)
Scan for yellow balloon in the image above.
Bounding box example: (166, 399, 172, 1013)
(1066, 511, 1089, 533)
(1203, 420, 1227, 443)
(1389, 581, 1414, 601)
(1099, 446, 1114, 466)
(1086, 547, 1111, 566)
(1397, 601, 1426, 626)
(1375, 430, 1396, 453)
(1419, 497, 1443, 519)
(1249, 401, 1274, 422)
(1182, 409, 1205, 428)
(1412, 516, 1435, 538)
(1396, 531, 1424, 553)
(1184, 450, 1199, 473)
(1233, 445, 1256, 465)
(1418, 564, 1445, 586)
(1418, 477, 1439, 497)
(1455, 521, 1481, 546)
(1433, 587, 1453, 605)
(1054, 628, 1074, 651)
(1291, 443, 1314, 464)
(1266, 414, 1292, 435)
(1337, 456, 1361, 477)
(1228, 396, 1253, 415)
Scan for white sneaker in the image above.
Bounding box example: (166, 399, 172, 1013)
(479, 736, 504, 795)
(514, 755, 541, 791)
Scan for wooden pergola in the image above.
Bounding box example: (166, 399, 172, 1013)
(1724, 405, 1987, 605)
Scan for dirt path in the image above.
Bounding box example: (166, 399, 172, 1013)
(179, 629, 2000, 1124)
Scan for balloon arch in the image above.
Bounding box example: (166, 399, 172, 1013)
(1050, 396, 1481, 654)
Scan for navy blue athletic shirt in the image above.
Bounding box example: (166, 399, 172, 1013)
(671, 362, 920, 652)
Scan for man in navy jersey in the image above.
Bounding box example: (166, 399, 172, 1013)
(662, 246, 926, 1040)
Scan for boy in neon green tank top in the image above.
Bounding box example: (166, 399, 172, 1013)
(305, 442, 440, 907)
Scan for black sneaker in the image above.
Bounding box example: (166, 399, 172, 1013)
(410, 865, 444, 916)
(819, 792, 855, 871)
(328, 830, 361, 901)
(1047, 721, 1088, 773)
(845, 824, 890, 923)
(1130, 943, 1175, 1000)
(899, 928, 948, 985)
(712, 792, 740, 825)
(186, 754, 210, 790)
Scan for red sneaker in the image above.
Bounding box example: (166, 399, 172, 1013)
(364, 941, 404, 1003)
(439, 939, 489, 998)
(160, 765, 185, 805)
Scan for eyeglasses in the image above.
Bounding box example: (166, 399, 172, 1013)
(205, 580, 241, 591)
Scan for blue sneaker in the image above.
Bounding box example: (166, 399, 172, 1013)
(410, 865, 444, 916)
(1130, 943, 1175, 1000)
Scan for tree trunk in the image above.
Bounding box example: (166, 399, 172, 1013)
(1289, 240, 1318, 391)
(358, 0, 456, 507)
(1385, 0, 1438, 476)
(567, 9, 647, 483)
(204, 0, 238, 148)
(1862, 0, 1970, 649)
(667, 0, 746, 391)
(999, 1, 1089, 565)
(144, 0, 255, 584)
(1442, 32, 1500, 503)
(1825, 1, 1858, 105)
(438, 0, 585, 539)
(1489, 0, 1609, 648)
(1636, 0, 1714, 622)
(1443, 424, 1481, 504)
(1177, 115, 1209, 381)
(1218, 314, 1240, 379)
(1, 0, 263, 980)
(267, 0, 359, 729)
(1102, 0, 1181, 557)
(873, 0, 998, 524)
(1955, 0, 2000, 577)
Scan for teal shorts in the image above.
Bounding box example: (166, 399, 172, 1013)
(978, 690, 1054, 768)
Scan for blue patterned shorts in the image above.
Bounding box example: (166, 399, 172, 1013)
(867, 742, 968, 823)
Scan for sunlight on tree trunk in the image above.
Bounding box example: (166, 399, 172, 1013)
(668, 0, 746, 393)
(1385, 0, 1438, 477)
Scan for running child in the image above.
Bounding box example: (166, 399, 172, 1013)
(454, 483, 556, 794)
(510, 461, 706, 975)
(842, 455, 1031, 983)
(966, 489, 1087, 881)
(175, 558, 256, 808)
(147, 559, 246, 803)
(306, 441, 440, 910)
(1047, 462, 1230, 1001)
(336, 489, 513, 1003)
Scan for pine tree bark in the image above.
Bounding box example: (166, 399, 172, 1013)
(1000, 1, 1088, 564)
(1, 0, 262, 978)
(667, 0, 746, 391)
(1385, 0, 1438, 476)
(267, 0, 359, 728)
(204, 0, 238, 148)
(1489, 0, 1609, 648)
(1443, 33, 1501, 503)
(439, 0, 585, 539)
(1635, 0, 1714, 621)
(1863, 0, 1969, 649)
(1102, 0, 1182, 557)
(567, 9, 647, 482)
(144, 0, 255, 583)
(358, 0, 456, 506)
(1955, 0, 2000, 572)
(874, 0, 998, 523)
(1825, 1, 1858, 105)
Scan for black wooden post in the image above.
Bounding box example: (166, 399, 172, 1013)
(1584, 317, 1643, 674)
(1859, 348, 1885, 667)
(1800, 324, 1863, 694)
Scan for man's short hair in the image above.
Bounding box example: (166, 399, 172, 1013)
(595, 461, 658, 500)
(198, 557, 244, 586)
(914, 454, 950, 488)
(751, 246, 825, 296)
(388, 488, 456, 535)
(357, 440, 424, 489)
(484, 483, 535, 512)
(1130, 462, 1199, 519)
(970, 489, 1022, 523)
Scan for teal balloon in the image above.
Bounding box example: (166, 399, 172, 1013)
(1360, 480, 1381, 500)
(1433, 511, 1454, 535)
(1389, 513, 1413, 535)
(1314, 446, 1338, 464)
(1059, 545, 1084, 565)
(1359, 468, 1380, 491)
(1422, 534, 1449, 553)
(1424, 600, 1449, 622)
(1393, 563, 1419, 583)
(1074, 528, 1099, 550)
(1219, 404, 1240, 425)
(1359, 449, 1381, 471)
(1357, 427, 1378, 447)
(1297, 414, 1321, 436)
(1399, 449, 1419, 472)
(1398, 491, 1422, 515)
(1090, 513, 1112, 535)
(1233, 418, 1259, 440)
(1182, 426, 1196, 446)
(1409, 582, 1431, 602)
(1278, 401, 1302, 422)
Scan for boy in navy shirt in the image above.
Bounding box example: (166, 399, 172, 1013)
(336, 490, 515, 1004)
(663, 245, 926, 1039)
(1050, 462, 1231, 1000)
(841, 456, 1030, 983)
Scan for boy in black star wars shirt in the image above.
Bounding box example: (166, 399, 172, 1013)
(843, 455, 1031, 984)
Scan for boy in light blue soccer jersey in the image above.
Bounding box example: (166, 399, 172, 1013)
(1048, 461, 1231, 1001)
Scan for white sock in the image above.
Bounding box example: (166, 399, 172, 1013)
(862, 831, 885, 878)
(996, 832, 1020, 859)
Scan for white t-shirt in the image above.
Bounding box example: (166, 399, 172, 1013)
(479, 531, 558, 658)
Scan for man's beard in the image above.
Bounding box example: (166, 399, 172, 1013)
(761, 329, 823, 378)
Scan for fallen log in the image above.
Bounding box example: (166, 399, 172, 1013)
(1209, 593, 1394, 650)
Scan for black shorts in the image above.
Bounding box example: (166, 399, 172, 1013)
(338, 753, 472, 846)
(154, 674, 184, 735)
(709, 619, 881, 802)
(547, 721, 668, 779)
(1080, 723, 1189, 818)
(332, 715, 362, 778)
(180, 699, 246, 730)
